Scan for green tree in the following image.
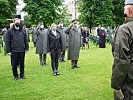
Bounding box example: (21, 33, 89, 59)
(24, 0, 63, 27)
(112, 0, 125, 26)
(0, 0, 17, 27)
(23, 15, 32, 28)
(57, 4, 71, 26)
(78, 0, 114, 32)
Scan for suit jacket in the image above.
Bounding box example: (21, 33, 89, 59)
(6, 27, 29, 53)
(48, 30, 62, 52)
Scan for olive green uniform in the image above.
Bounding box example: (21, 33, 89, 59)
(111, 17, 133, 100)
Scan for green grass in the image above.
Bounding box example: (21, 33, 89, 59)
(0, 39, 114, 100)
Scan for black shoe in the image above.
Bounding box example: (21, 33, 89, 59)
(75, 66, 80, 68)
(43, 63, 47, 66)
(62, 59, 66, 62)
(56, 71, 60, 75)
(53, 72, 57, 76)
(20, 76, 26, 79)
(14, 77, 19, 80)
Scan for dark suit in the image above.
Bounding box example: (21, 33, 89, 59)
(48, 30, 62, 73)
(6, 27, 29, 78)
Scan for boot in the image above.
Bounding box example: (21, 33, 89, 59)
(71, 60, 75, 69)
(43, 54, 47, 65)
(74, 60, 80, 68)
(39, 54, 43, 66)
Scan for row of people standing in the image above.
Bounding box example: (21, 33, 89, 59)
(32, 20, 82, 76)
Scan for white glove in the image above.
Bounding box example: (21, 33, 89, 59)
(114, 89, 124, 99)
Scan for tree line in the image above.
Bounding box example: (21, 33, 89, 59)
(0, 0, 125, 28)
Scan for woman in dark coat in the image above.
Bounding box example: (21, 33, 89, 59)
(35, 22, 49, 66)
(48, 23, 62, 76)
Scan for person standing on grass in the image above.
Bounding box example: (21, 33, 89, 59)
(35, 22, 49, 66)
(57, 21, 68, 62)
(64, 20, 82, 69)
(48, 23, 62, 76)
(111, 0, 133, 99)
(82, 27, 89, 49)
(6, 18, 29, 80)
(32, 27, 37, 47)
(97, 27, 106, 48)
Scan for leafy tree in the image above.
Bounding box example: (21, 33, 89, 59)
(112, 0, 125, 26)
(56, 4, 71, 26)
(23, 15, 32, 28)
(78, 0, 114, 31)
(24, 0, 63, 27)
(0, 0, 17, 27)
(78, 0, 125, 32)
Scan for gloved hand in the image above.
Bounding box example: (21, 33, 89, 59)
(114, 89, 124, 99)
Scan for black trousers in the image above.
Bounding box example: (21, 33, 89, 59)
(11, 52, 25, 78)
(50, 49, 60, 72)
(39, 54, 46, 65)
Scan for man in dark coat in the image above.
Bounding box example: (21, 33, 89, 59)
(64, 20, 81, 69)
(35, 22, 49, 66)
(48, 23, 62, 76)
(111, 0, 133, 99)
(57, 21, 68, 62)
(6, 18, 29, 80)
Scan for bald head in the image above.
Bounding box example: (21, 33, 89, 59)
(124, 5, 133, 18)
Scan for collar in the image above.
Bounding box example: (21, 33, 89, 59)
(125, 17, 133, 23)
(14, 26, 19, 30)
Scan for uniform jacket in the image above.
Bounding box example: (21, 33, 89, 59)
(36, 28, 49, 54)
(6, 27, 29, 53)
(57, 26, 68, 51)
(64, 26, 82, 60)
(111, 17, 133, 92)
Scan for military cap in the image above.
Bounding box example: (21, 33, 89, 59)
(125, 0, 133, 5)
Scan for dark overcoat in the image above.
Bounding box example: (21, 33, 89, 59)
(36, 28, 49, 54)
(57, 27, 66, 51)
(64, 26, 81, 60)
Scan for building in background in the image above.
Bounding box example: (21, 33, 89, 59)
(16, 0, 27, 20)
(65, 0, 80, 20)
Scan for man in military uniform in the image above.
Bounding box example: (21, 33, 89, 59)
(57, 21, 68, 62)
(64, 20, 81, 69)
(111, 0, 133, 99)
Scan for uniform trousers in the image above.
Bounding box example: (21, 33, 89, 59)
(11, 52, 25, 78)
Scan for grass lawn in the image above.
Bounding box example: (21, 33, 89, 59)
(0, 39, 114, 100)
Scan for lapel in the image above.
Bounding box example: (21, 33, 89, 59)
(51, 30, 60, 37)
